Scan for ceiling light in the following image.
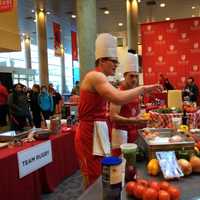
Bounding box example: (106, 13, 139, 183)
(118, 22, 123, 26)
(160, 3, 166, 8)
(71, 14, 76, 18)
(104, 10, 110, 15)
(192, 6, 196, 9)
(46, 11, 51, 15)
(31, 9, 35, 13)
(192, 15, 195, 17)
(165, 17, 170, 21)
(34, 19, 36, 22)
(138, 0, 141, 2)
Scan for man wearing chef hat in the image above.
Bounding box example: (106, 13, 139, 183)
(110, 53, 147, 155)
(75, 33, 162, 188)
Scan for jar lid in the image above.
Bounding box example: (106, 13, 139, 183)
(101, 156, 122, 166)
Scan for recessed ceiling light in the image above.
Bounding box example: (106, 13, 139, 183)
(192, 6, 196, 9)
(104, 10, 110, 15)
(71, 14, 76, 18)
(160, 3, 166, 8)
(138, 0, 141, 2)
(31, 10, 35, 13)
(165, 17, 170, 21)
(46, 11, 51, 15)
(34, 19, 36, 22)
(118, 22, 123, 26)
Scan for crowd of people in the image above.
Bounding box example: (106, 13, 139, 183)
(0, 82, 62, 131)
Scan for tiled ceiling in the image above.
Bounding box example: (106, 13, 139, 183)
(18, 0, 200, 48)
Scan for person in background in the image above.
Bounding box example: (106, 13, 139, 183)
(72, 81, 80, 95)
(69, 88, 80, 105)
(39, 85, 53, 120)
(75, 33, 162, 188)
(110, 53, 147, 155)
(48, 84, 62, 115)
(183, 77, 199, 102)
(0, 81, 9, 126)
(163, 78, 174, 90)
(8, 83, 32, 131)
(30, 84, 41, 128)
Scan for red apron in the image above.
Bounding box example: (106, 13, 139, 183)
(113, 85, 140, 143)
(75, 88, 108, 188)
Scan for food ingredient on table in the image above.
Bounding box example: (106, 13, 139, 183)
(147, 159, 160, 176)
(190, 155, 200, 172)
(177, 159, 192, 175)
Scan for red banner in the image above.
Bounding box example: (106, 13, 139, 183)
(141, 17, 200, 89)
(53, 22, 62, 56)
(71, 31, 78, 61)
(0, 0, 13, 12)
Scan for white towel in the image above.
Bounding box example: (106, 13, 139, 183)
(111, 129, 128, 149)
(93, 121, 111, 156)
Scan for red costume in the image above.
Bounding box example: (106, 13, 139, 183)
(112, 84, 140, 143)
(75, 70, 108, 188)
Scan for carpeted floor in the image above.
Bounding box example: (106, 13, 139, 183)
(42, 171, 84, 200)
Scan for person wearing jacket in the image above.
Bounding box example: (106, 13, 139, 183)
(8, 83, 32, 131)
(38, 85, 53, 120)
(0, 81, 8, 126)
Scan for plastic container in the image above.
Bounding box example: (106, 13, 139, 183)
(120, 143, 137, 182)
(101, 156, 122, 200)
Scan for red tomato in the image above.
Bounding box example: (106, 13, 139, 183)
(137, 179, 149, 187)
(125, 181, 136, 196)
(149, 180, 160, 191)
(134, 184, 146, 199)
(168, 185, 181, 200)
(159, 181, 170, 191)
(159, 190, 170, 200)
(143, 188, 158, 200)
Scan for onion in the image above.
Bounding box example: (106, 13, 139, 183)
(178, 159, 192, 175)
(169, 135, 183, 143)
(190, 156, 200, 173)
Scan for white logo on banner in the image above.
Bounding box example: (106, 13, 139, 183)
(17, 140, 53, 178)
(170, 66, 174, 72)
(190, 42, 200, 53)
(144, 25, 154, 35)
(194, 42, 199, 49)
(147, 25, 152, 31)
(193, 65, 198, 71)
(170, 23, 175, 29)
(181, 77, 186, 83)
(156, 35, 165, 44)
(158, 35, 163, 41)
(169, 45, 175, 51)
(167, 66, 177, 76)
(167, 22, 177, 33)
(191, 20, 200, 30)
(178, 54, 189, 65)
(167, 44, 177, 54)
(147, 46, 152, 52)
(146, 46, 154, 56)
(181, 33, 187, 39)
(179, 33, 189, 43)
(156, 56, 165, 65)
(194, 20, 199, 27)
(148, 67, 152, 73)
(181, 54, 186, 61)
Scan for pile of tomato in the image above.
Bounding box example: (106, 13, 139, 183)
(125, 179, 180, 200)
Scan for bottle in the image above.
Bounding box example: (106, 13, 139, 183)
(101, 156, 122, 200)
(182, 109, 188, 126)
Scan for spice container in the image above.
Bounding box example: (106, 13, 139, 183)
(101, 156, 122, 200)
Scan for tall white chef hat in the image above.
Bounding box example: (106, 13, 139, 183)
(95, 33, 118, 59)
(123, 53, 139, 74)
